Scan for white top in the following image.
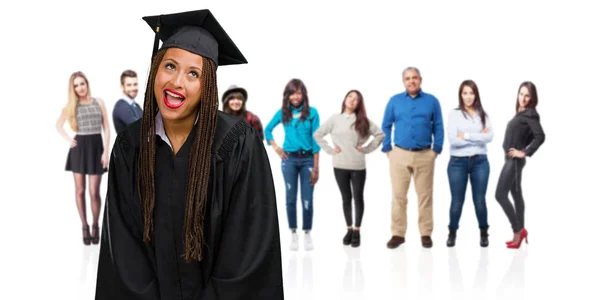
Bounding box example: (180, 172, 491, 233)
(446, 108, 494, 157)
(122, 94, 136, 106)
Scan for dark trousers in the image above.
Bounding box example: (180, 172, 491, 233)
(495, 156, 526, 233)
(447, 154, 490, 230)
(333, 168, 366, 227)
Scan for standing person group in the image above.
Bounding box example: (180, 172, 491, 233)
(57, 66, 545, 253)
(380, 67, 545, 250)
(260, 66, 544, 252)
(57, 69, 144, 246)
(57, 68, 545, 252)
(54, 8, 546, 299)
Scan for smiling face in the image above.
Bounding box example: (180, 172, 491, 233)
(121, 76, 139, 100)
(153, 47, 204, 122)
(402, 69, 422, 96)
(227, 96, 243, 112)
(288, 89, 303, 107)
(518, 86, 531, 109)
(73, 76, 89, 99)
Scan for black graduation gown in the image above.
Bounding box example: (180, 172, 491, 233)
(95, 112, 284, 300)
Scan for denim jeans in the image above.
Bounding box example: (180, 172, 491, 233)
(281, 151, 314, 231)
(447, 154, 490, 230)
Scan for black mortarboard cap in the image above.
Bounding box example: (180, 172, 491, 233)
(142, 9, 247, 67)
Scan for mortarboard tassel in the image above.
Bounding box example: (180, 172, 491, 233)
(151, 16, 162, 59)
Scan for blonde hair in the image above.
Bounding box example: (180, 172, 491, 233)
(67, 71, 91, 131)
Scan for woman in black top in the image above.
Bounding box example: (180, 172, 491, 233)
(495, 81, 545, 249)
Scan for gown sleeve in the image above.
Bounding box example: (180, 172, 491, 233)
(95, 131, 160, 300)
(203, 123, 284, 299)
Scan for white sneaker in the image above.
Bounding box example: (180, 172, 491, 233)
(304, 232, 313, 251)
(290, 232, 299, 251)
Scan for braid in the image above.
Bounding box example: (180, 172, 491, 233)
(138, 51, 218, 263)
(183, 57, 218, 262)
(138, 49, 165, 243)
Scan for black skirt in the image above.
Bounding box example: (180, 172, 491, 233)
(65, 134, 107, 175)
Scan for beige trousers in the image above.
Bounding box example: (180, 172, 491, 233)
(389, 146, 436, 237)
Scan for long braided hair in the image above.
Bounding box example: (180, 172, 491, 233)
(137, 48, 219, 263)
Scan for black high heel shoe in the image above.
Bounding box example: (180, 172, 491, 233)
(91, 224, 100, 245)
(82, 225, 91, 246)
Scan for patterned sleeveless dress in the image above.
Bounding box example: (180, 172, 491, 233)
(65, 98, 107, 174)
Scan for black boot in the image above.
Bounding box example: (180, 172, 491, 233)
(446, 229, 457, 247)
(343, 228, 353, 245)
(351, 230, 360, 247)
(480, 228, 489, 247)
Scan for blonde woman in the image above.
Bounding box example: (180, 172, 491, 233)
(56, 71, 110, 246)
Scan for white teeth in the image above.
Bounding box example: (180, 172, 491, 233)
(166, 91, 184, 99)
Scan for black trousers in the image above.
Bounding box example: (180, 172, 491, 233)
(495, 156, 527, 233)
(333, 168, 366, 227)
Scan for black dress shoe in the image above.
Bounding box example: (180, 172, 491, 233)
(446, 229, 457, 247)
(343, 229, 353, 245)
(351, 230, 360, 247)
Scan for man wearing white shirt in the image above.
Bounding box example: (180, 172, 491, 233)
(112, 70, 142, 134)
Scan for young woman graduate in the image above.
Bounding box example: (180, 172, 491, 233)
(94, 9, 284, 300)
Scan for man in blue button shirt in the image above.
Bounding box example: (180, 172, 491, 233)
(381, 67, 444, 249)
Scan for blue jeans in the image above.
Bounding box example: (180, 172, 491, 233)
(281, 151, 314, 231)
(447, 154, 490, 230)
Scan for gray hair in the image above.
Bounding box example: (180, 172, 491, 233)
(402, 66, 421, 78)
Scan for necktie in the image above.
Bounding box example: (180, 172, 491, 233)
(132, 103, 142, 119)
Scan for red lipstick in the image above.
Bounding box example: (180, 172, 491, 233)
(163, 89, 186, 109)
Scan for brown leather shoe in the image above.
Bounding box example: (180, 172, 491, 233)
(387, 236, 405, 249)
(421, 236, 433, 248)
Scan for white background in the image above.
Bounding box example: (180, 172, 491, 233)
(1, 0, 599, 299)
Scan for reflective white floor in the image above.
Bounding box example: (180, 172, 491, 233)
(280, 239, 526, 300)
(14, 223, 594, 300)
